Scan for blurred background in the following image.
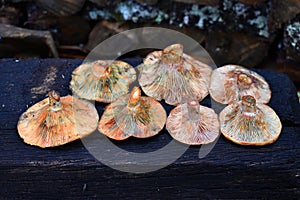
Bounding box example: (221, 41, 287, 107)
(0, 0, 299, 97)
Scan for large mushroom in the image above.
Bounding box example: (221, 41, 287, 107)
(137, 44, 212, 105)
(219, 95, 282, 146)
(17, 90, 99, 148)
(166, 100, 219, 145)
(98, 87, 166, 140)
(70, 60, 136, 103)
(209, 65, 271, 104)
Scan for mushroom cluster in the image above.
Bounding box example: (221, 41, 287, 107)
(17, 44, 282, 148)
(209, 65, 282, 146)
(138, 44, 219, 145)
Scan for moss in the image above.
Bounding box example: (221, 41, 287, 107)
(221, 0, 270, 38)
(233, 2, 249, 15)
(286, 21, 300, 51)
(115, 0, 168, 23)
(248, 16, 269, 37)
(89, 10, 111, 20)
(86, 0, 271, 38)
(186, 5, 221, 28)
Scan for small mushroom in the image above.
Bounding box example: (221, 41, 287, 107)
(98, 87, 166, 140)
(138, 44, 212, 105)
(209, 65, 271, 104)
(166, 100, 219, 145)
(70, 60, 136, 103)
(17, 91, 99, 148)
(219, 95, 282, 146)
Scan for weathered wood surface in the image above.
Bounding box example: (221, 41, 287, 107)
(0, 58, 299, 199)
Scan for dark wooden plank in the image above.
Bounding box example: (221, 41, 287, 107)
(0, 126, 299, 199)
(0, 58, 299, 199)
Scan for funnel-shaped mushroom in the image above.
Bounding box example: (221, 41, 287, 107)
(209, 65, 271, 104)
(17, 91, 99, 148)
(138, 44, 212, 105)
(166, 101, 219, 145)
(219, 95, 282, 146)
(70, 60, 136, 103)
(98, 87, 166, 140)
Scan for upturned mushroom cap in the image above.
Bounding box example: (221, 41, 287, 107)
(17, 91, 99, 148)
(219, 95, 282, 146)
(70, 60, 136, 103)
(137, 44, 212, 105)
(98, 87, 167, 140)
(166, 100, 219, 145)
(209, 65, 271, 104)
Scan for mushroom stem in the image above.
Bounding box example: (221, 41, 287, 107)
(187, 100, 200, 121)
(128, 87, 141, 108)
(48, 90, 62, 111)
(92, 61, 111, 79)
(161, 44, 183, 68)
(236, 73, 253, 101)
(241, 95, 257, 118)
(237, 73, 252, 86)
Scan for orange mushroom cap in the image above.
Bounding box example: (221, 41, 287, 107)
(138, 44, 212, 105)
(70, 60, 136, 103)
(98, 87, 167, 140)
(209, 65, 271, 104)
(219, 95, 282, 146)
(17, 90, 99, 148)
(166, 100, 220, 145)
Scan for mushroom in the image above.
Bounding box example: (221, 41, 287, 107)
(219, 95, 282, 146)
(98, 87, 167, 140)
(209, 65, 271, 104)
(70, 60, 136, 103)
(137, 44, 212, 105)
(166, 100, 219, 145)
(17, 90, 99, 148)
